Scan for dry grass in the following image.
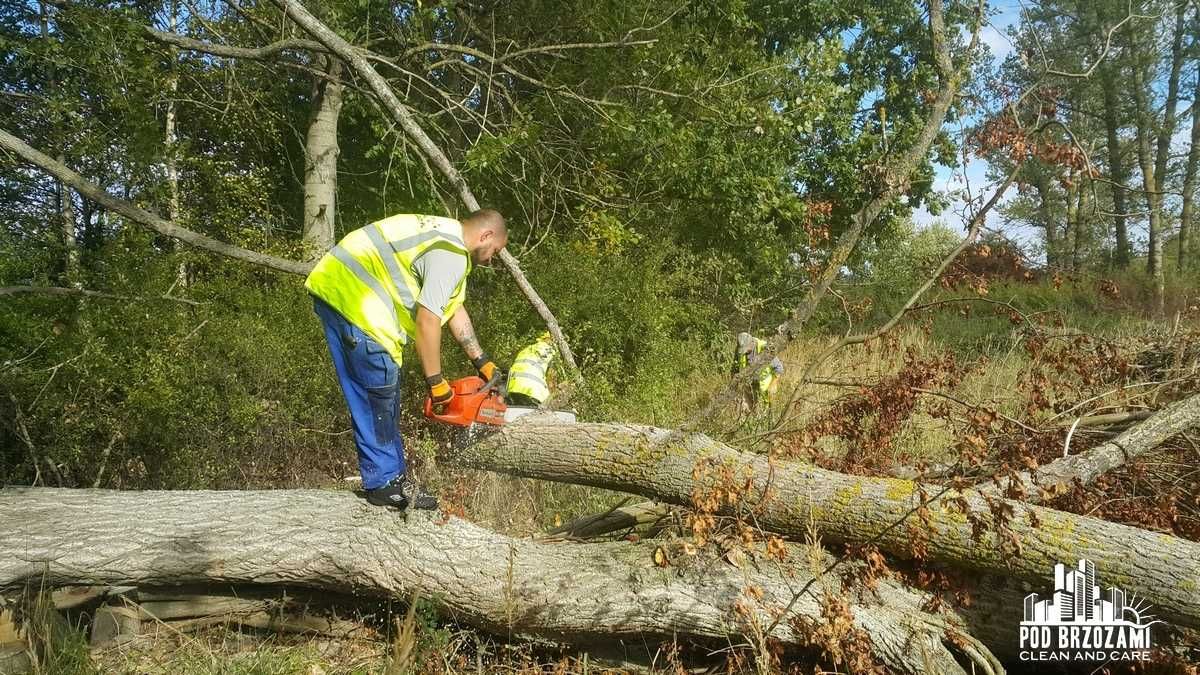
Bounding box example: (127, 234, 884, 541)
(756, 325, 1040, 468)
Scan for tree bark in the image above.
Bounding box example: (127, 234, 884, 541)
(56, 153, 80, 285)
(0, 488, 1003, 675)
(455, 419, 1200, 630)
(1065, 170, 1079, 269)
(1100, 73, 1131, 267)
(1128, 13, 1178, 303)
(1152, 3, 1190, 260)
(1180, 69, 1200, 273)
(302, 56, 343, 256)
(164, 0, 189, 288)
(1130, 53, 1162, 287)
(1034, 171, 1059, 267)
(39, 1, 79, 286)
(1093, 2, 1131, 267)
(271, 0, 582, 382)
(1070, 173, 1088, 270)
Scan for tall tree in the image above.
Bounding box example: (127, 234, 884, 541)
(1126, 1, 1185, 305)
(1091, 0, 1134, 267)
(38, 0, 79, 285)
(1179, 21, 1200, 273)
(301, 55, 342, 255)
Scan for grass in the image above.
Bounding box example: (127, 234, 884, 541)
(93, 632, 385, 674)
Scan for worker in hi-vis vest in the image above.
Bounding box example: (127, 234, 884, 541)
(733, 332, 784, 407)
(306, 210, 507, 509)
(506, 331, 557, 406)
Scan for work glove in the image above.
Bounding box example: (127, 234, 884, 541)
(426, 373, 454, 414)
(472, 352, 503, 382)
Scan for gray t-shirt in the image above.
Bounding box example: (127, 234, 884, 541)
(411, 248, 468, 319)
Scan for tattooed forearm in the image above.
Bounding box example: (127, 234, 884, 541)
(449, 308, 483, 359)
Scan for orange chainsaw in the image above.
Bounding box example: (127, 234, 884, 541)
(422, 374, 507, 427)
(422, 373, 576, 428)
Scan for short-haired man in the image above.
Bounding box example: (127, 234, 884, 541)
(306, 210, 508, 509)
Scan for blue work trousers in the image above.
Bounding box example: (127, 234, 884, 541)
(312, 297, 405, 489)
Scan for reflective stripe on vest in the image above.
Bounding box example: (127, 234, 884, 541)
(507, 341, 555, 403)
(510, 371, 549, 388)
(305, 214, 470, 364)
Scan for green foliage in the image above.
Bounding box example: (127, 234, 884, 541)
(0, 240, 346, 488)
(859, 219, 962, 291)
(465, 237, 727, 425)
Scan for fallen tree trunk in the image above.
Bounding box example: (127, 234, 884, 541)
(0, 487, 1002, 674)
(982, 393, 1200, 503)
(456, 420, 1200, 630)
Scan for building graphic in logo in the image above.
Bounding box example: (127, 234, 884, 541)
(1019, 559, 1162, 662)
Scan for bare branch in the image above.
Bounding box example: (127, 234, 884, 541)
(143, 26, 328, 60)
(392, 42, 618, 108)
(0, 127, 312, 276)
(0, 285, 204, 306)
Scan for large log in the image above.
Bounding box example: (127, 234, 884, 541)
(0, 488, 1002, 674)
(456, 420, 1200, 630)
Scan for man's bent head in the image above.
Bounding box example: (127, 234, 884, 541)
(462, 209, 508, 265)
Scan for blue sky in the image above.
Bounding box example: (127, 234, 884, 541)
(910, 1, 1033, 244)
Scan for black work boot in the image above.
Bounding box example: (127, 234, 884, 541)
(365, 475, 439, 510)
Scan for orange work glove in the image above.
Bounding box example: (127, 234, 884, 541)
(472, 352, 499, 381)
(426, 374, 454, 414)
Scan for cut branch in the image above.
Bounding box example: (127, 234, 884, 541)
(543, 500, 671, 540)
(981, 393, 1200, 503)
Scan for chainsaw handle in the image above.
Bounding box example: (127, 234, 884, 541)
(477, 369, 504, 396)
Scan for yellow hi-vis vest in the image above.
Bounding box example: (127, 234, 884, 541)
(737, 337, 776, 395)
(506, 338, 556, 403)
(305, 214, 471, 364)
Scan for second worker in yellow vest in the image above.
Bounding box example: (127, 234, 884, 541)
(506, 331, 557, 406)
(306, 210, 508, 509)
(733, 331, 784, 407)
